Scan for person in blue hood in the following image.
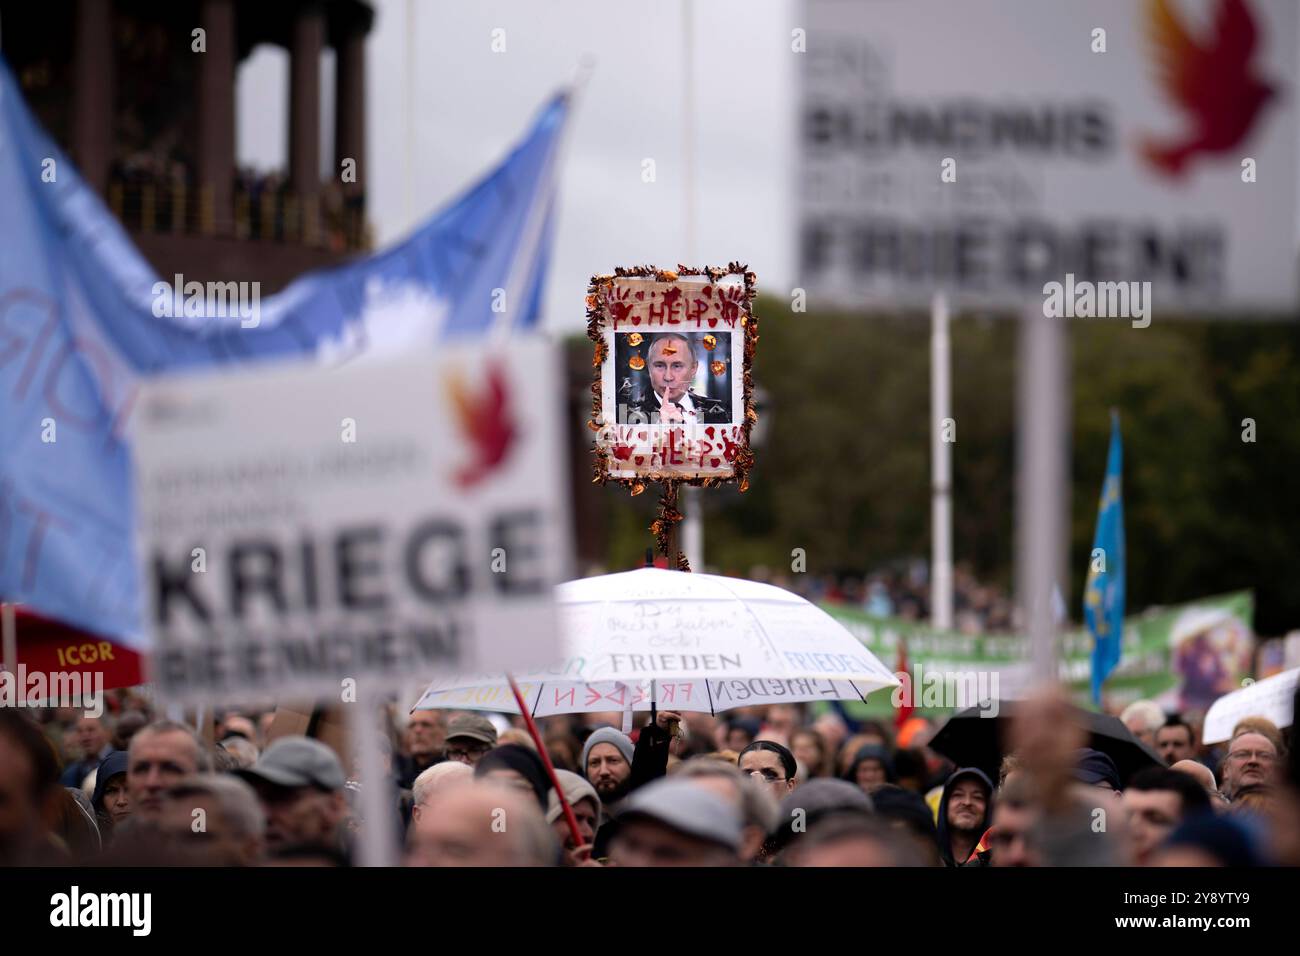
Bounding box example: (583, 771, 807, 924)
(89, 750, 132, 842)
(935, 767, 994, 867)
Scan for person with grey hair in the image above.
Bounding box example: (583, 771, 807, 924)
(410, 761, 474, 837)
(127, 720, 211, 821)
(676, 758, 779, 863)
(158, 774, 265, 866)
(1120, 700, 1166, 749)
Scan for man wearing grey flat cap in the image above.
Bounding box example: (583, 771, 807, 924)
(442, 713, 499, 767)
(606, 777, 743, 867)
(237, 736, 347, 854)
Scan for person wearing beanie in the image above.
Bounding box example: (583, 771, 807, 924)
(583, 712, 681, 860)
(581, 726, 636, 813)
(475, 744, 551, 811)
(1072, 747, 1123, 793)
(546, 769, 602, 858)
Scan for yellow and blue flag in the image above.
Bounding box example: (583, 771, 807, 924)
(1085, 410, 1126, 704)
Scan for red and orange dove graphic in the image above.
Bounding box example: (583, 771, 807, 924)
(446, 361, 516, 488)
(1141, 0, 1276, 177)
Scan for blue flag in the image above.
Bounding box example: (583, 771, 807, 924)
(1085, 410, 1126, 704)
(0, 57, 569, 649)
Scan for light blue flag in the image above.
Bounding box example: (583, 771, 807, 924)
(0, 57, 569, 649)
(1085, 410, 1126, 704)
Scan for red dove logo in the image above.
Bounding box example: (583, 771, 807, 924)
(446, 361, 517, 488)
(1141, 0, 1277, 177)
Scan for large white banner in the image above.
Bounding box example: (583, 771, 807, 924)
(800, 0, 1298, 312)
(132, 342, 571, 703)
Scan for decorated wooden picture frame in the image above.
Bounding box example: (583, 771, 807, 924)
(586, 263, 759, 565)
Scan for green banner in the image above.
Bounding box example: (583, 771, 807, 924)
(822, 591, 1254, 719)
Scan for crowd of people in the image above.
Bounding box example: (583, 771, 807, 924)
(3, 683, 1298, 868)
(744, 561, 1017, 634)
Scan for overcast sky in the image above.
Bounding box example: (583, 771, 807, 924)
(235, 0, 798, 336)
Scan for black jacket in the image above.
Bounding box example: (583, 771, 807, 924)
(935, 767, 995, 867)
(591, 720, 672, 860)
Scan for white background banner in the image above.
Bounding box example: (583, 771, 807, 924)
(132, 342, 571, 703)
(800, 0, 1298, 312)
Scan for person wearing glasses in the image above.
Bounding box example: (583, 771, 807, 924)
(737, 740, 798, 797)
(442, 714, 499, 767)
(1221, 730, 1280, 801)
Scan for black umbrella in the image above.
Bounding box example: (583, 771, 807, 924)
(928, 700, 1164, 787)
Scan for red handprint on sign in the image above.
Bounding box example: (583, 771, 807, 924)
(605, 285, 637, 327)
(716, 286, 744, 328)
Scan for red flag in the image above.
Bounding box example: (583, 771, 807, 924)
(894, 637, 913, 729)
(10, 608, 143, 702)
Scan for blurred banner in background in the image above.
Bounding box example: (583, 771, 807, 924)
(0, 54, 569, 650)
(800, 0, 1298, 312)
(826, 589, 1254, 716)
(133, 343, 570, 704)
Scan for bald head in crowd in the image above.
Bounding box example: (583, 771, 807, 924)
(407, 783, 558, 867)
(1171, 759, 1225, 808)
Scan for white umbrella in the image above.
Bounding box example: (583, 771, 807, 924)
(413, 567, 900, 717)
